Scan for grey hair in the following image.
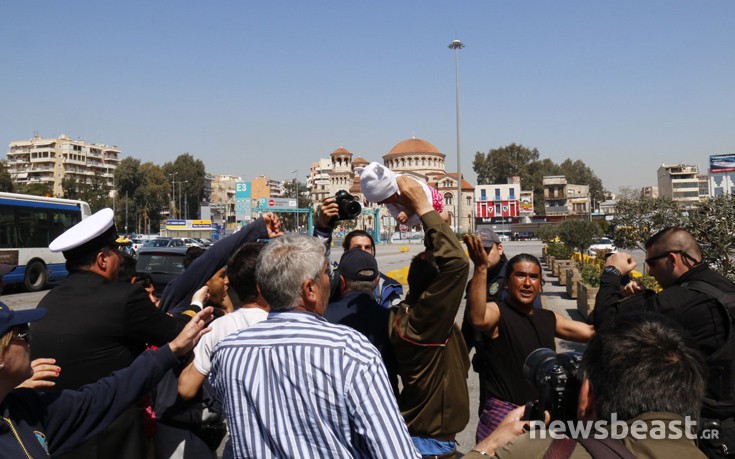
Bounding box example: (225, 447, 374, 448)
(256, 235, 326, 311)
(344, 278, 376, 294)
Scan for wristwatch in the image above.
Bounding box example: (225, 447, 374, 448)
(603, 265, 622, 277)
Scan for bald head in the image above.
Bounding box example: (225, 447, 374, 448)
(645, 227, 702, 262)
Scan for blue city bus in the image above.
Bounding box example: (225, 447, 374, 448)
(0, 192, 92, 291)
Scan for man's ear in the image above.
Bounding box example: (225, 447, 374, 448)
(577, 378, 596, 420)
(301, 279, 319, 312)
(339, 275, 348, 296)
(96, 251, 108, 270)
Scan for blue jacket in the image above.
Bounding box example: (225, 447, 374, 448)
(0, 346, 180, 458)
(159, 217, 268, 314)
(324, 290, 399, 394)
(313, 224, 404, 309)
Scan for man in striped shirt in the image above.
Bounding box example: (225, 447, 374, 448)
(210, 234, 419, 458)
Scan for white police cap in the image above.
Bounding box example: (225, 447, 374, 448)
(49, 208, 123, 259)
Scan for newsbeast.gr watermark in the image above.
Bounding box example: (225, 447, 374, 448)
(528, 414, 719, 441)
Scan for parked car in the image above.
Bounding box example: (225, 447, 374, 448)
(512, 232, 533, 241)
(496, 231, 512, 242)
(135, 247, 188, 297)
(142, 238, 186, 249)
(588, 237, 617, 257)
(131, 238, 145, 254)
(180, 238, 202, 248)
(390, 232, 425, 244)
(194, 238, 214, 248)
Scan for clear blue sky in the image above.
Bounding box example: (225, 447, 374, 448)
(2, 1, 733, 193)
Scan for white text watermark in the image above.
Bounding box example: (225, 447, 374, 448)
(528, 414, 718, 440)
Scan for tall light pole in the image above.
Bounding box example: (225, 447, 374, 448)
(179, 180, 187, 220)
(168, 172, 177, 219)
(291, 169, 298, 231)
(448, 39, 464, 233)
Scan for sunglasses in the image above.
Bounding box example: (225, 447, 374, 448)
(11, 324, 31, 344)
(644, 250, 698, 267)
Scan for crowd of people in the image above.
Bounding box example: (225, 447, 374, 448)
(1, 172, 734, 458)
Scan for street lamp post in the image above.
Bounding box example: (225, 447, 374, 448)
(291, 169, 298, 231)
(169, 172, 178, 219)
(448, 39, 464, 233)
(179, 180, 188, 220)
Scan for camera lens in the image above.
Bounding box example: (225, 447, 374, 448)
(523, 348, 558, 386)
(344, 201, 361, 219)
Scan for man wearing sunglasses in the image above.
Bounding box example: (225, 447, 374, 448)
(593, 226, 735, 457)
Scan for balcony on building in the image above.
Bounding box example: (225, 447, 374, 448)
(545, 205, 569, 215)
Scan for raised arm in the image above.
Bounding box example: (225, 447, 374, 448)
(464, 234, 501, 336)
(42, 307, 214, 456)
(160, 214, 281, 313)
(554, 312, 594, 342)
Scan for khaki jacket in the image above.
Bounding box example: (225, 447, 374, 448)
(388, 210, 470, 438)
(464, 412, 705, 459)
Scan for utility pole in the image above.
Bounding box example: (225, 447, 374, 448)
(448, 39, 465, 233)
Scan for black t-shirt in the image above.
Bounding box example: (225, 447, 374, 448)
(482, 300, 556, 405)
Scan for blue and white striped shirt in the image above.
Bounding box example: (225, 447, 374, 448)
(210, 310, 419, 459)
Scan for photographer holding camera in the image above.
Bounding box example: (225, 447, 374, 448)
(463, 313, 707, 458)
(463, 240, 594, 442)
(314, 193, 403, 308)
(595, 227, 735, 457)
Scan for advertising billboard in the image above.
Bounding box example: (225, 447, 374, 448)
(710, 154, 735, 173)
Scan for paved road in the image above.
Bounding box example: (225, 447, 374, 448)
(2, 239, 593, 455)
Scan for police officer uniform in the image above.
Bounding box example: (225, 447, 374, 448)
(31, 208, 198, 459)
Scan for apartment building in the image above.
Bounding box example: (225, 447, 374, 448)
(543, 175, 590, 217)
(657, 163, 700, 209)
(6, 134, 120, 197)
(251, 175, 286, 201)
(209, 174, 241, 223)
(474, 183, 520, 225)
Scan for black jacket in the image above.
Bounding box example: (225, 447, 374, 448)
(32, 272, 192, 390)
(593, 264, 733, 358)
(0, 346, 179, 458)
(159, 217, 269, 314)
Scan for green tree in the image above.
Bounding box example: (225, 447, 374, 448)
(0, 161, 14, 192)
(473, 143, 540, 186)
(556, 219, 603, 253)
(687, 195, 735, 282)
(21, 182, 52, 197)
(61, 176, 81, 199)
(558, 159, 605, 207)
(61, 175, 110, 212)
(610, 196, 686, 251)
(537, 223, 560, 243)
(114, 157, 143, 230)
(472, 144, 605, 216)
(162, 153, 207, 220)
(138, 163, 169, 233)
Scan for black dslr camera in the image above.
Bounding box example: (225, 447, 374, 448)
(331, 190, 362, 221)
(522, 348, 583, 422)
